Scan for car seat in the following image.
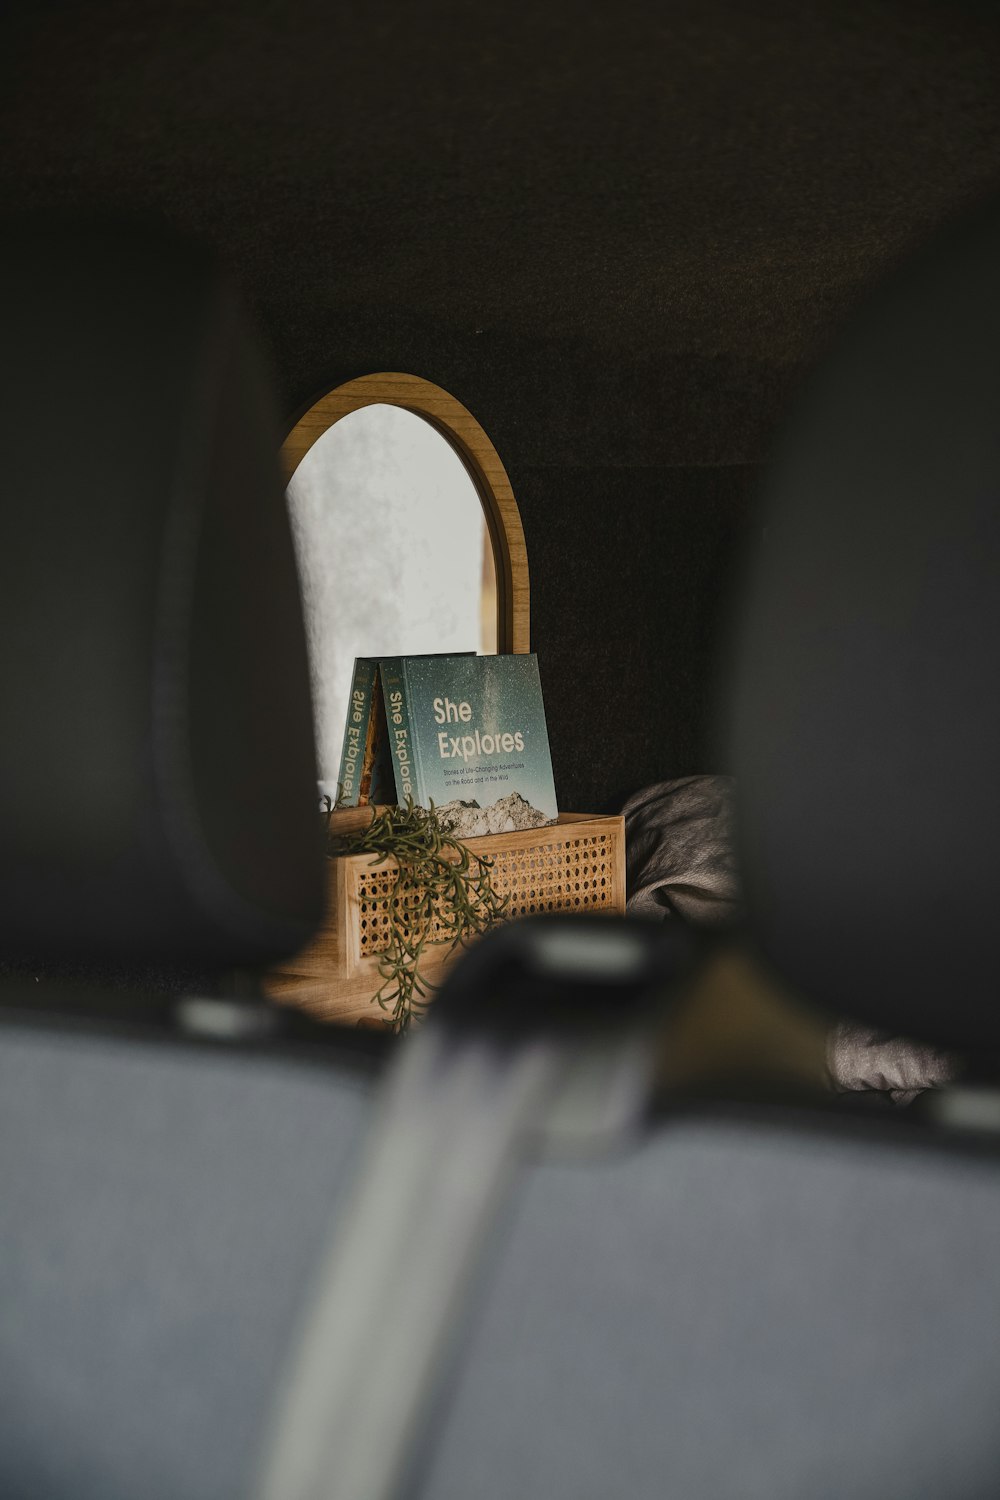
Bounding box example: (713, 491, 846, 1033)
(0, 226, 391, 1500)
(259, 197, 1000, 1500)
(3, 200, 1000, 1500)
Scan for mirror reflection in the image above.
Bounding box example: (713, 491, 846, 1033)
(286, 403, 498, 792)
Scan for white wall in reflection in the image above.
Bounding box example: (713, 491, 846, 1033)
(286, 403, 496, 788)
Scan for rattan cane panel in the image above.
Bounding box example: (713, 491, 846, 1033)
(354, 829, 618, 956)
(355, 866, 457, 955)
(488, 833, 616, 917)
(262, 814, 624, 1024)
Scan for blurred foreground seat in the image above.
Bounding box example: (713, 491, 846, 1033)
(2, 203, 1000, 1500)
(401, 197, 1000, 1500)
(260, 196, 1000, 1500)
(0, 227, 390, 1498)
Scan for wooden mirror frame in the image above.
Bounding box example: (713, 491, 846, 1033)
(282, 373, 529, 654)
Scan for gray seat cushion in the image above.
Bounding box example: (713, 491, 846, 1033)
(0, 1019, 372, 1500)
(418, 1110, 1000, 1500)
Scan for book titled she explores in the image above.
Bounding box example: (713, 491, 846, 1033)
(337, 653, 558, 837)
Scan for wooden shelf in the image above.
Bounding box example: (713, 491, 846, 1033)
(263, 812, 626, 1028)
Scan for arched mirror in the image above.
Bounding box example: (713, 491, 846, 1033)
(283, 374, 529, 792)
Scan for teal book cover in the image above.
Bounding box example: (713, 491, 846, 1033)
(335, 651, 475, 808)
(379, 653, 558, 836)
(334, 657, 379, 806)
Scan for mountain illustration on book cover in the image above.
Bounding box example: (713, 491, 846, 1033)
(378, 653, 558, 835)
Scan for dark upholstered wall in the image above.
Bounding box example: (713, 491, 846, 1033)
(4, 1, 1000, 807)
(520, 465, 758, 812)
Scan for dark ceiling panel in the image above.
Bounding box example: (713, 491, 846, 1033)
(4, 1, 1000, 467)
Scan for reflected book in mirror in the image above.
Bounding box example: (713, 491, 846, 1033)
(337, 654, 558, 837)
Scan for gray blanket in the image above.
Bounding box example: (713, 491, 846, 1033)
(623, 776, 958, 1099)
(623, 775, 741, 928)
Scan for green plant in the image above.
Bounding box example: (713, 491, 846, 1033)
(324, 798, 509, 1031)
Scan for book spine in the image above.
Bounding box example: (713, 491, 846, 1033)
(379, 657, 420, 805)
(335, 658, 376, 806)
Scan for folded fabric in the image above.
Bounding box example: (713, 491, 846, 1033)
(826, 1021, 960, 1105)
(622, 775, 961, 1101)
(623, 775, 741, 928)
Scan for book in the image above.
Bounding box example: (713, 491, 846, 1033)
(333, 657, 380, 807)
(334, 652, 475, 807)
(376, 653, 558, 835)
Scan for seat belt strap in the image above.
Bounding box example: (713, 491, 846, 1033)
(254, 916, 691, 1500)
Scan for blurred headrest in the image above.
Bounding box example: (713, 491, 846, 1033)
(0, 226, 323, 972)
(728, 197, 1000, 1052)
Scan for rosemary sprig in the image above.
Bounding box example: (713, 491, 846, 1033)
(325, 799, 509, 1031)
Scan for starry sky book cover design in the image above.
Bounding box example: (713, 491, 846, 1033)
(377, 653, 558, 835)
